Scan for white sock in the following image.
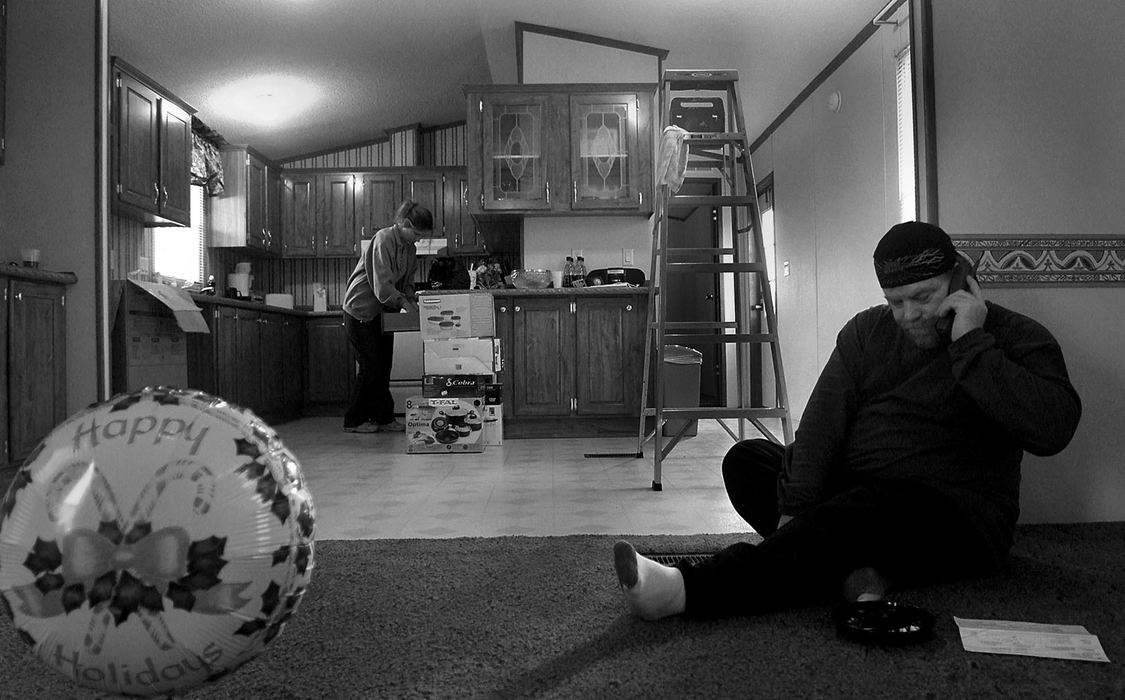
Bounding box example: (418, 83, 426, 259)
(613, 540, 686, 620)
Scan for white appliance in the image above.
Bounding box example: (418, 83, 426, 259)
(390, 329, 423, 414)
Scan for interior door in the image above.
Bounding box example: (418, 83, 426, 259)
(666, 179, 724, 406)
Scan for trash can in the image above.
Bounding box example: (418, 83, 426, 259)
(661, 345, 703, 437)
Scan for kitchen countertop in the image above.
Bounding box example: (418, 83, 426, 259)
(187, 286, 652, 317)
(1, 264, 78, 285)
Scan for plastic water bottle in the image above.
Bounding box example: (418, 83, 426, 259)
(573, 256, 588, 287)
(563, 256, 574, 287)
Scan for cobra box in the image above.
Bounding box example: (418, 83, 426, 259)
(405, 396, 486, 453)
(423, 374, 494, 398)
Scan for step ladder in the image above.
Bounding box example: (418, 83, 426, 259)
(638, 69, 793, 491)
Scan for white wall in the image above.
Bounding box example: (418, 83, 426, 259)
(0, 1, 99, 413)
(752, 23, 904, 421)
(931, 0, 1125, 523)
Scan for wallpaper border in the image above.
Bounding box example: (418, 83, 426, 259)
(951, 236, 1125, 286)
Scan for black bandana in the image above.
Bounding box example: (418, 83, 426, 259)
(873, 221, 957, 288)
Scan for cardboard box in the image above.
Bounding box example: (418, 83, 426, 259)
(423, 338, 501, 375)
(484, 383, 503, 405)
(405, 396, 486, 453)
(382, 304, 421, 332)
(418, 292, 495, 339)
(482, 404, 503, 446)
(423, 374, 494, 398)
(111, 280, 209, 394)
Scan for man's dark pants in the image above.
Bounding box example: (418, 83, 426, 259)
(343, 313, 396, 427)
(677, 439, 994, 617)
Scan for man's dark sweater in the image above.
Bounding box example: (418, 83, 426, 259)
(778, 301, 1081, 564)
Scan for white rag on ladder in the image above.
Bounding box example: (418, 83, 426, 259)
(657, 125, 689, 192)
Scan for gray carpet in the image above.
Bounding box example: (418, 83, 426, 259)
(2, 525, 1124, 699)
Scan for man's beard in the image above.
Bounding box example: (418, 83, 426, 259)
(902, 319, 940, 349)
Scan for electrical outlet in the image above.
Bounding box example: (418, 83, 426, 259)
(623, 248, 634, 265)
(783, 260, 791, 277)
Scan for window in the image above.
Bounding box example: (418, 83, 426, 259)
(895, 45, 916, 222)
(153, 185, 207, 285)
(758, 184, 777, 319)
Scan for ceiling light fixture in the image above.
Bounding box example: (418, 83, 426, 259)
(207, 74, 322, 127)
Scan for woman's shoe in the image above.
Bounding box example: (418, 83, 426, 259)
(377, 419, 406, 432)
(343, 422, 380, 433)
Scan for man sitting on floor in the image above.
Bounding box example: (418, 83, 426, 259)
(615, 221, 1082, 619)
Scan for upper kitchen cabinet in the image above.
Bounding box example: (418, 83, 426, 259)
(464, 84, 655, 216)
(357, 172, 403, 245)
(111, 58, 194, 227)
(212, 146, 281, 255)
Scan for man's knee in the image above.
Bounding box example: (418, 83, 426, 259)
(722, 439, 783, 480)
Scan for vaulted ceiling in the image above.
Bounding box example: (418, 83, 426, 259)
(109, 0, 889, 162)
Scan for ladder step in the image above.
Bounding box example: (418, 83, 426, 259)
(644, 407, 788, 419)
(667, 195, 757, 207)
(683, 133, 747, 145)
(666, 261, 766, 274)
(664, 69, 740, 89)
(660, 333, 778, 345)
(665, 246, 737, 257)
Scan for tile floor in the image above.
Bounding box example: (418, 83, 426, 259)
(273, 416, 784, 540)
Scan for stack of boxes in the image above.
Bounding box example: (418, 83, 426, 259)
(406, 292, 503, 453)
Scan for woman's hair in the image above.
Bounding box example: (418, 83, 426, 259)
(395, 200, 434, 233)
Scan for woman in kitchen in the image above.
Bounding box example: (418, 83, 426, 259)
(341, 200, 432, 433)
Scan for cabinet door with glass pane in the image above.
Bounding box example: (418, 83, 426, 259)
(480, 94, 552, 211)
(570, 93, 642, 211)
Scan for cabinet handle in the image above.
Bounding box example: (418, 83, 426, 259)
(514, 305, 521, 313)
(14, 292, 22, 301)
(626, 304, 633, 311)
(152, 182, 160, 205)
(162, 186, 169, 207)
(545, 181, 550, 205)
(499, 306, 507, 313)
(572, 181, 577, 204)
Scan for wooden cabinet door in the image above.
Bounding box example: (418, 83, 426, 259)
(0, 282, 8, 464)
(281, 317, 306, 417)
(479, 94, 553, 211)
(234, 311, 263, 410)
(246, 154, 268, 251)
(318, 173, 357, 257)
(282, 174, 317, 257)
(116, 71, 160, 215)
(569, 93, 643, 211)
(512, 296, 574, 416)
(159, 97, 193, 225)
(358, 173, 402, 243)
(306, 317, 352, 404)
(7, 280, 66, 463)
(446, 169, 485, 254)
(574, 296, 643, 415)
(493, 297, 515, 390)
(258, 313, 285, 416)
(404, 169, 448, 253)
(212, 305, 240, 406)
(266, 167, 283, 253)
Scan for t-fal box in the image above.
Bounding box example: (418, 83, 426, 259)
(423, 374, 494, 398)
(482, 404, 503, 446)
(405, 396, 486, 453)
(423, 338, 501, 375)
(418, 292, 495, 339)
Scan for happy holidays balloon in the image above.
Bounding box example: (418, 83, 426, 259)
(0, 387, 315, 697)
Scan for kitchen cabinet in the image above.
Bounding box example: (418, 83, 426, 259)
(2, 276, 68, 468)
(111, 58, 194, 227)
(283, 167, 472, 258)
(465, 84, 655, 216)
(305, 316, 354, 407)
(358, 172, 403, 245)
(186, 301, 304, 424)
(281, 173, 317, 257)
(496, 292, 645, 419)
(212, 146, 280, 255)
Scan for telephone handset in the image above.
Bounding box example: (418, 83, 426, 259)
(935, 252, 977, 340)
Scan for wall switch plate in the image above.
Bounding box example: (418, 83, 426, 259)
(622, 248, 634, 265)
(783, 260, 791, 277)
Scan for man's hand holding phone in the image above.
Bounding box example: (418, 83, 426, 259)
(937, 275, 987, 342)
